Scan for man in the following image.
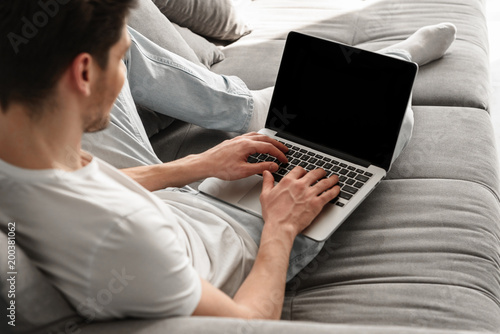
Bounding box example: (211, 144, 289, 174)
(0, 0, 456, 321)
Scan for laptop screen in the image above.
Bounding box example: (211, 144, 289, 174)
(266, 32, 417, 171)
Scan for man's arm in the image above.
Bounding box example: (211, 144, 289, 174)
(193, 168, 340, 319)
(120, 133, 289, 192)
(123, 134, 340, 318)
(193, 220, 297, 319)
(120, 154, 211, 191)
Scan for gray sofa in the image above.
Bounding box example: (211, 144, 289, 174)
(1, 0, 499, 333)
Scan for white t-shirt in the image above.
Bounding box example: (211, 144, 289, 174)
(0, 156, 257, 320)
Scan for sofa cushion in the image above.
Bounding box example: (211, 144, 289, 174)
(136, 105, 176, 139)
(78, 316, 490, 334)
(210, 1, 357, 90)
(212, 0, 489, 111)
(283, 179, 500, 332)
(150, 120, 236, 162)
(349, 0, 490, 110)
(211, 40, 285, 90)
(152, 0, 252, 41)
(388, 106, 500, 199)
(0, 230, 83, 333)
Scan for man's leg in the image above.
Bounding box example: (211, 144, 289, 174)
(380, 23, 457, 167)
(378, 23, 457, 66)
(126, 26, 268, 134)
(380, 49, 416, 168)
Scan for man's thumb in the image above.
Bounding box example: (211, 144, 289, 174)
(261, 170, 276, 192)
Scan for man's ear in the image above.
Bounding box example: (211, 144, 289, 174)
(70, 53, 94, 97)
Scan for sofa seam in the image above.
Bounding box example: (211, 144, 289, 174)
(286, 289, 297, 321)
(291, 282, 500, 312)
(384, 177, 500, 204)
(411, 104, 491, 115)
(350, 10, 361, 46)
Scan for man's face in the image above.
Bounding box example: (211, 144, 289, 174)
(84, 24, 131, 133)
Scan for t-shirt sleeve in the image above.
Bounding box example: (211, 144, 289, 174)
(85, 208, 202, 320)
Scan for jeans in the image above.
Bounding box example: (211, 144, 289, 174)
(82, 27, 414, 281)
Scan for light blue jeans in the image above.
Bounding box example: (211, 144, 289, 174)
(82, 27, 414, 281)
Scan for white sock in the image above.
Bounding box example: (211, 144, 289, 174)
(248, 87, 274, 132)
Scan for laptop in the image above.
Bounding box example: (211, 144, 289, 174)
(199, 31, 418, 241)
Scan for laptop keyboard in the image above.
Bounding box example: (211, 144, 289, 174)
(247, 141, 373, 207)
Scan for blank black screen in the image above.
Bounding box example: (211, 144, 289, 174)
(266, 32, 417, 171)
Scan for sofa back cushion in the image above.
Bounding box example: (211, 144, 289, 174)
(153, 0, 252, 41)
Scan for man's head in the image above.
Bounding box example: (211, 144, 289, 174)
(0, 0, 136, 129)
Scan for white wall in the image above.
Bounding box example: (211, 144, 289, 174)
(486, 0, 500, 162)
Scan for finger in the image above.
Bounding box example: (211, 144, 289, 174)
(329, 174, 340, 183)
(318, 184, 341, 204)
(312, 175, 340, 195)
(251, 142, 288, 164)
(246, 134, 289, 154)
(245, 161, 279, 176)
(269, 138, 289, 154)
(286, 165, 308, 179)
(243, 132, 260, 137)
(301, 168, 327, 185)
(261, 170, 276, 193)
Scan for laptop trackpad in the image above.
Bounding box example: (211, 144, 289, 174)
(237, 180, 264, 215)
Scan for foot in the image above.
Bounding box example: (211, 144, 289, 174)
(381, 23, 457, 66)
(248, 87, 273, 132)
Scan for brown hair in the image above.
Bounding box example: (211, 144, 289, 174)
(0, 0, 137, 115)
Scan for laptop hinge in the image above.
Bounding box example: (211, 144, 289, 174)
(276, 131, 371, 168)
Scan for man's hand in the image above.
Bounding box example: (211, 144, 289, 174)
(120, 132, 288, 191)
(193, 167, 340, 321)
(199, 132, 289, 181)
(260, 167, 340, 236)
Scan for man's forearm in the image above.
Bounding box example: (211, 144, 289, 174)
(120, 154, 208, 191)
(232, 223, 296, 319)
(192, 169, 338, 319)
